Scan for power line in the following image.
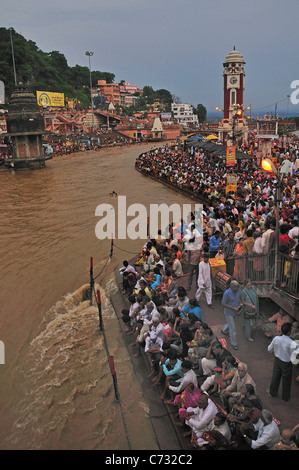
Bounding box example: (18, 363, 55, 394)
(250, 96, 288, 112)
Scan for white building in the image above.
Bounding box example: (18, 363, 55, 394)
(171, 103, 199, 128)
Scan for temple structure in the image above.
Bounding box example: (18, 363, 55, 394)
(6, 82, 50, 169)
(255, 112, 279, 166)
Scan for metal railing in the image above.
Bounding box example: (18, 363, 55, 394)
(225, 251, 299, 298)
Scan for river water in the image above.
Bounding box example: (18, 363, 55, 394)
(0, 143, 194, 450)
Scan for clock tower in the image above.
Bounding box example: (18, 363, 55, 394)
(218, 48, 248, 146)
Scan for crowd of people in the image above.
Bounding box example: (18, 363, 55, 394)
(118, 236, 299, 450)
(136, 136, 299, 207)
(135, 137, 299, 291)
(117, 136, 299, 450)
(0, 129, 142, 163)
(43, 130, 139, 156)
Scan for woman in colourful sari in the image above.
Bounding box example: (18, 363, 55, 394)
(240, 279, 259, 342)
(159, 269, 173, 299)
(150, 267, 162, 291)
(173, 382, 202, 422)
(233, 238, 246, 283)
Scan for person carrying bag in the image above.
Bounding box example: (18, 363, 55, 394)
(240, 279, 259, 342)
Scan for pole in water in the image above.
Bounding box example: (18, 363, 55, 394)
(109, 355, 120, 401)
(90, 257, 94, 306)
(110, 238, 114, 257)
(97, 289, 103, 331)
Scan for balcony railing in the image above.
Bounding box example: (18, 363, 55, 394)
(226, 251, 299, 298)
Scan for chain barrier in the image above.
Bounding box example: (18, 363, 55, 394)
(89, 240, 133, 450)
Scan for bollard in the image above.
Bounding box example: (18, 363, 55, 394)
(110, 238, 114, 257)
(97, 289, 103, 331)
(109, 355, 120, 402)
(90, 257, 94, 306)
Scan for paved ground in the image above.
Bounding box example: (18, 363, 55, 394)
(111, 266, 299, 450)
(179, 273, 299, 432)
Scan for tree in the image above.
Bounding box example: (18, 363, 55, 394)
(172, 94, 182, 103)
(143, 85, 156, 104)
(195, 104, 207, 123)
(156, 88, 172, 104)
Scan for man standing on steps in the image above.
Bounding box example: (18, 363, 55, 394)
(187, 247, 201, 292)
(221, 280, 242, 350)
(195, 252, 214, 309)
(184, 222, 202, 291)
(267, 322, 299, 402)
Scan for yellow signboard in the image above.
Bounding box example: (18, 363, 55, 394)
(226, 145, 236, 167)
(226, 184, 237, 193)
(36, 91, 65, 107)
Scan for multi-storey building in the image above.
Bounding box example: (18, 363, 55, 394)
(96, 80, 121, 106)
(171, 102, 199, 128)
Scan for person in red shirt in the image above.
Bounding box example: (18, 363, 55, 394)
(279, 225, 296, 254)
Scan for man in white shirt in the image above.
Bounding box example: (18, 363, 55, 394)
(133, 301, 160, 357)
(184, 394, 218, 442)
(241, 410, 281, 449)
(205, 216, 219, 235)
(171, 252, 183, 277)
(267, 322, 299, 402)
(261, 221, 275, 254)
(119, 260, 137, 277)
(195, 252, 214, 308)
(183, 223, 202, 252)
(168, 360, 198, 395)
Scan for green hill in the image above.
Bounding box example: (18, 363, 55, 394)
(0, 27, 115, 107)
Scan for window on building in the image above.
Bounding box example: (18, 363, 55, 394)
(231, 89, 236, 106)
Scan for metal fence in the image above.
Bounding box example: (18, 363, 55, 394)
(225, 251, 299, 298)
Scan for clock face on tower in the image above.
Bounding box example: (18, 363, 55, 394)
(227, 75, 240, 89)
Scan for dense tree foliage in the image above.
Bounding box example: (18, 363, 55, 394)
(194, 103, 207, 123)
(0, 27, 115, 107)
(141, 86, 173, 107)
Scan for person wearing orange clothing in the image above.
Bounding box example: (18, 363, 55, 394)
(262, 308, 293, 338)
(242, 229, 255, 255)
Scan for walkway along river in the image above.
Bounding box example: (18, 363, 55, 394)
(0, 143, 196, 450)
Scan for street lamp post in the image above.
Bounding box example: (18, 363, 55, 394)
(286, 94, 290, 120)
(9, 28, 17, 86)
(85, 51, 94, 129)
(261, 158, 285, 286)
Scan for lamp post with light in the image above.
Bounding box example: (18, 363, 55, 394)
(261, 158, 292, 285)
(85, 51, 94, 129)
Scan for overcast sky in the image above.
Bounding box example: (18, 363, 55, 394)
(2, 0, 299, 116)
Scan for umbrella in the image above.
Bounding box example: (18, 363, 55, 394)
(186, 138, 206, 148)
(236, 150, 254, 160)
(206, 134, 219, 140)
(184, 133, 204, 141)
(186, 135, 204, 144)
(211, 146, 226, 156)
